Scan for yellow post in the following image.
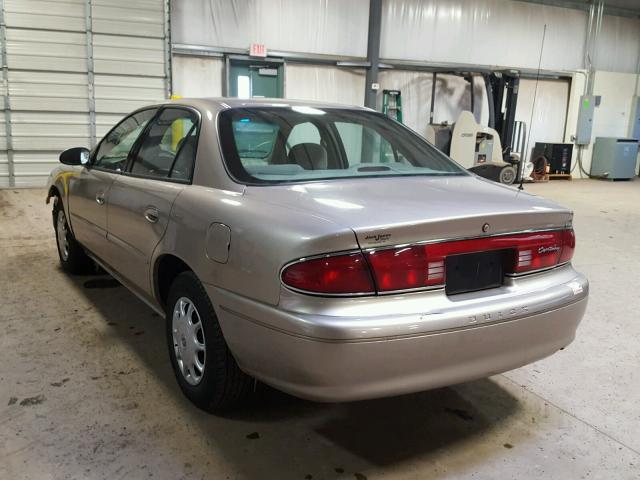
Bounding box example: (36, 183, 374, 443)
(170, 95, 183, 151)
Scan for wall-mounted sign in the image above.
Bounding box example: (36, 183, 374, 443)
(250, 43, 267, 57)
(258, 68, 278, 76)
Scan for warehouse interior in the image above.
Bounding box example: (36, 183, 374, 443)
(0, 0, 639, 479)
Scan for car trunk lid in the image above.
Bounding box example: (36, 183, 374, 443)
(245, 175, 572, 249)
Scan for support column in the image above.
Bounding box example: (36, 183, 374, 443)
(364, 0, 382, 109)
(0, 0, 14, 187)
(163, 0, 172, 99)
(84, 0, 96, 148)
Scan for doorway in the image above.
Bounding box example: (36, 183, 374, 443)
(228, 59, 284, 98)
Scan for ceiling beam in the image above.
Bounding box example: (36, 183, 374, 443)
(514, 0, 640, 18)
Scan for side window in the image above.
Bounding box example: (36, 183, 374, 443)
(129, 108, 199, 181)
(94, 109, 157, 171)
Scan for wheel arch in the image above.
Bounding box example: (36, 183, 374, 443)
(46, 185, 61, 204)
(47, 185, 66, 230)
(46, 176, 73, 232)
(154, 253, 196, 309)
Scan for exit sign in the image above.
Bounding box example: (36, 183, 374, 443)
(249, 43, 267, 57)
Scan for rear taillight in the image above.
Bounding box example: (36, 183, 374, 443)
(281, 252, 375, 295)
(367, 229, 575, 292)
(281, 228, 575, 296)
(508, 230, 565, 273)
(366, 246, 444, 291)
(559, 228, 576, 264)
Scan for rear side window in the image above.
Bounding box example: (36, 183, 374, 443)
(129, 108, 199, 181)
(94, 109, 156, 172)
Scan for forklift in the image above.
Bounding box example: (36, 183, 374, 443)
(425, 71, 526, 185)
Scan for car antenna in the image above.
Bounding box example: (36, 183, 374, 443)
(520, 23, 547, 191)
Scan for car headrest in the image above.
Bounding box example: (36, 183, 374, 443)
(287, 143, 327, 170)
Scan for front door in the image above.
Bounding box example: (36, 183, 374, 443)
(229, 60, 283, 98)
(67, 169, 117, 256)
(104, 107, 199, 296)
(68, 108, 157, 257)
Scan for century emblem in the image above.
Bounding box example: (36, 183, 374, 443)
(482, 223, 490, 233)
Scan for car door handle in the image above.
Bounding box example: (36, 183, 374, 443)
(144, 207, 159, 223)
(95, 192, 105, 205)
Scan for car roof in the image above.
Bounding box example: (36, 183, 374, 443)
(153, 97, 372, 113)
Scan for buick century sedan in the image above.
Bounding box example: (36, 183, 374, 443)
(46, 98, 589, 412)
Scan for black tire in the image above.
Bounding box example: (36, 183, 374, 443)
(52, 196, 94, 274)
(166, 271, 253, 413)
(499, 165, 517, 185)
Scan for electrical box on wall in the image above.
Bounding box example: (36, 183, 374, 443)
(575, 95, 598, 145)
(629, 96, 640, 140)
(590, 137, 639, 180)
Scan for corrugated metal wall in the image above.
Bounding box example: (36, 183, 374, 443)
(0, 0, 169, 188)
(172, 0, 370, 57)
(381, 0, 640, 73)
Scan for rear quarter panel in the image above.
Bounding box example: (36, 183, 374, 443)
(155, 185, 359, 306)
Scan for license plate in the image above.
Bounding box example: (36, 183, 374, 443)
(445, 250, 505, 295)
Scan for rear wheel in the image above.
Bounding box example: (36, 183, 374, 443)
(53, 197, 94, 274)
(166, 271, 253, 412)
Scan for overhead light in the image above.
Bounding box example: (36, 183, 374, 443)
(291, 106, 325, 115)
(336, 61, 370, 67)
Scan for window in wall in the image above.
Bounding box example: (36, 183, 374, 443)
(237, 75, 250, 99)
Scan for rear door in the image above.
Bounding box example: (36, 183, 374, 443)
(68, 109, 157, 256)
(104, 107, 200, 296)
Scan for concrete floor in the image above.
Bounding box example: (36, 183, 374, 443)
(0, 180, 639, 480)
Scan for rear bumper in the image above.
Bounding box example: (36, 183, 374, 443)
(207, 266, 589, 402)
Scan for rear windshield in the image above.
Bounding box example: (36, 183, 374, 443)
(218, 106, 466, 184)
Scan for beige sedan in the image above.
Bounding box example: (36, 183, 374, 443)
(47, 98, 589, 412)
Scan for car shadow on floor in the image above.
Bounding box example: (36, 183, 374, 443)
(68, 272, 522, 475)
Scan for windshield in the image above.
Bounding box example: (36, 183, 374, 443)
(218, 106, 467, 184)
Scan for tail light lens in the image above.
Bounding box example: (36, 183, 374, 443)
(508, 230, 565, 273)
(368, 229, 575, 292)
(282, 229, 575, 296)
(281, 252, 375, 295)
(366, 246, 444, 291)
(559, 228, 576, 264)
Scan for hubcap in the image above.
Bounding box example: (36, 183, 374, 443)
(501, 167, 515, 185)
(56, 209, 70, 261)
(172, 297, 206, 386)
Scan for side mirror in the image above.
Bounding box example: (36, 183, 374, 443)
(59, 147, 90, 166)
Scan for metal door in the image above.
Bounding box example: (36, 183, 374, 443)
(105, 175, 184, 295)
(229, 60, 283, 98)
